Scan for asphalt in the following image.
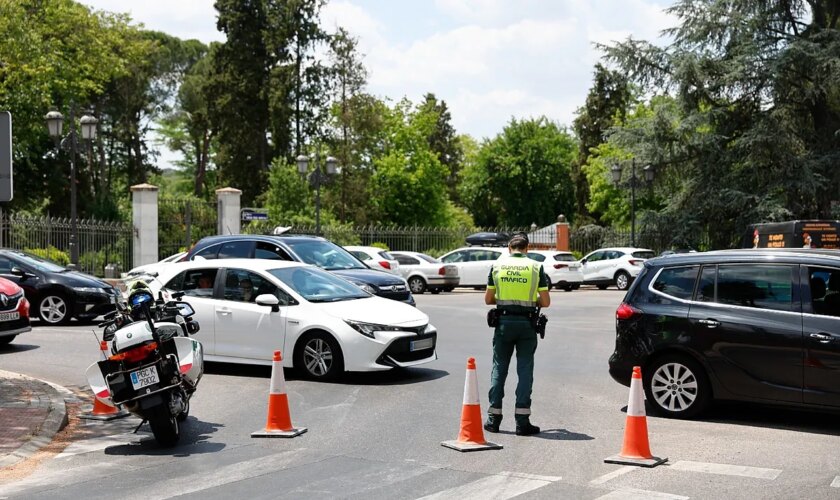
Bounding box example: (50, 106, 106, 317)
(0, 370, 68, 468)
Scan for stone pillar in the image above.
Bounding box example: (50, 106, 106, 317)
(131, 183, 159, 267)
(216, 187, 242, 235)
(556, 214, 570, 251)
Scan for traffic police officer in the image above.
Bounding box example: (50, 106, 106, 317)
(483, 232, 550, 436)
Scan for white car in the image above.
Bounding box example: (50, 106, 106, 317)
(344, 246, 401, 275)
(438, 247, 508, 287)
(123, 251, 187, 278)
(390, 251, 460, 294)
(144, 259, 437, 380)
(579, 247, 656, 291)
(526, 250, 583, 291)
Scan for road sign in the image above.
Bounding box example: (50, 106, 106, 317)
(241, 209, 269, 221)
(0, 111, 12, 202)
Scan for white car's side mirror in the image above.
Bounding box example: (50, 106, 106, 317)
(256, 294, 280, 312)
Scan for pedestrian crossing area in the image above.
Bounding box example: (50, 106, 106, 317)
(1, 430, 840, 499)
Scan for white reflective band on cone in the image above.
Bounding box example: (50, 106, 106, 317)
(627, 376, 646, 417)
(269, 359, 287, 395)
(462, 368, 479, 405)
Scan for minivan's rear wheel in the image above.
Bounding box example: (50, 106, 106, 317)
(408, 276, 426, 294)
(615, 271, 631, 291)
(644, 354, 711, 419)
(295, 331, 344, 381)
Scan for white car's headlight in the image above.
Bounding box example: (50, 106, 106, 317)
(424, 324, 437, 334)
(345, 320, 404, 339)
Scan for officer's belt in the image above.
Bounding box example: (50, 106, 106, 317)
(497, 309, 537, 318)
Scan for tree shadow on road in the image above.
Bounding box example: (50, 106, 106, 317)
(104, 418, 225, 457)
(203, 362, 448, 386)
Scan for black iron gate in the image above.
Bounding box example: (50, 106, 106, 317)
(158, 198, 218, 260)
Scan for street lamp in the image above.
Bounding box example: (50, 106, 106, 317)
(45, 106, 98, 266)
(610, 159, 654, 247)
(296, 150, 338, 235)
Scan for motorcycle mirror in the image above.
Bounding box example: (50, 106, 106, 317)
(175, 302, 195, 317)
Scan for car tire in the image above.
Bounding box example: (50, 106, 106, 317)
(643, 354, 711, 419)
(596, 284, 608, 290)
(0, 336, 15, 345)
(571, 284, 581, 290)
(407, 276, 427, 295)
(444, 287, 454, 292)
(38, 293, 71, 325)
(615, 271, 631, 291)
(295, 331, 344, 381)
(430, 289, 441, 295)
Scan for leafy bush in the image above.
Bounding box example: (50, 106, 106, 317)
(370, 242, 390, 251)
(24, 246, 70, 266)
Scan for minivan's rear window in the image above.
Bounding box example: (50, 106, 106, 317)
(632, 251, 656, 259)
(651, 266, 699, 300)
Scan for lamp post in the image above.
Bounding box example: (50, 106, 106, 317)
(45, 105, 98, 266)
(610, 159, 654, 247)
(296, 149, 338, 235)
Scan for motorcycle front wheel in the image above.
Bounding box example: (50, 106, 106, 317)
(149, 406, 180, 447)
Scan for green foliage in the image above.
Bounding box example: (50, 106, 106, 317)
(24, 247, 70, 266)
(370, 242, 389, 251)
(461, 117, 577, 227)
(262, 157, 318, 225)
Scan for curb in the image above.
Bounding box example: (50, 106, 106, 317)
(0, 370, 70, 468)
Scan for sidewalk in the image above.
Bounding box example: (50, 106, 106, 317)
(0, 371, 68, 468)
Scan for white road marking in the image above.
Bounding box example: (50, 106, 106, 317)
(123, 449, 312, 500)
(416, 471, 560, 500)
(831, 476, 840, 488)
(670, 460, 781, 480)
(55, 432, 153, 459)
(590, 466, 637, 485)
(499, 471, 562, 482)
(596, 488, 689, 500)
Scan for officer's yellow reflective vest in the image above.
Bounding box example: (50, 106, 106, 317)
(490, 254, 542, 307)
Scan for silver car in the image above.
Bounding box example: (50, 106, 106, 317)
(391, 251, 460, 294)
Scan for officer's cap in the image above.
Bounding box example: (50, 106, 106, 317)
(508, 232, 529, 248)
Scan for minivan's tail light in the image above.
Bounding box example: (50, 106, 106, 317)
(615, 302, 642, 320)
(553, 263, 569, 269)
(629, 259, 643, 266)
(379, 261, 391, 270)
(438, 266, 446, 276)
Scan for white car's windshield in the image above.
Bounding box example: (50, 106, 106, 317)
(286, 241, 367, 271)
(269, 267, 370, 302)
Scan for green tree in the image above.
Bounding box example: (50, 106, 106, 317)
(603, 0, 840, 248)
(418, 93, 463, 204)
(460, 117, 577, 227)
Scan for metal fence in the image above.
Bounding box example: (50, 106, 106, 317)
(0, 214, 132, 277)
(570, 228, 715, 256)
(158, 199, 218, 260)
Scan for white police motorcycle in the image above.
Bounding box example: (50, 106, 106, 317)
(85, 289, 203, 446)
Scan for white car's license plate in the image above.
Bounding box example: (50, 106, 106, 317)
(410, 338, 434, 351)
(130, 366, 159, 390)
(0, 312, 20, 322)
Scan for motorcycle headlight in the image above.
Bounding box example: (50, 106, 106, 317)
(345, 320, 403, 339)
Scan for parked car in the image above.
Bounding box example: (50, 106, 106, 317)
(343, 246, 401, 275)
(579, 247, 655, 291)
(0, 277, 31, 345)
(438, 247, 509, 287)
(609, 248, 840, 419)
(123, 251, 187, 278)
(526, 250, 583, 291)
(0, 249, 120, 325)
(184, 234, 415, 306)
(390, 251, 460, 294)
(146, 259, 437, 380)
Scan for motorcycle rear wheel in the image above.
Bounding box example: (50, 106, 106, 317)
(149, 407, 180, 447)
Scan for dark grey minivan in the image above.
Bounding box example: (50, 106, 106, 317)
(609, 249, 840, 418)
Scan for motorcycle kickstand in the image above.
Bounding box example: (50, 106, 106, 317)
(133, 419, 148, 434)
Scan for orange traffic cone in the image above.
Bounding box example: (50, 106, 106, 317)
(251, 350, 307, 438)
(441, 357, 502, 452)
(80, 341, 129, 421)
(604, 366, 667, 467)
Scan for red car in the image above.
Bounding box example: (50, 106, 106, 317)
(0, 277, 31, 345)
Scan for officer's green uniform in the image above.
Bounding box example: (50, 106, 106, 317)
(486, 252, 549, 428)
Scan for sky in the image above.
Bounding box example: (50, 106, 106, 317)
(82, 0, 677, 167)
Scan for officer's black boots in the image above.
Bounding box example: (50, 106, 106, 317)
(515, 422, 540, 436)
(483, 414, 502, 433)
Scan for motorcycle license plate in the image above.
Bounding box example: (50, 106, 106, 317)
(410, 338, 434, 352)
(0, 312, 19, 322)
(130, 366, 159, 390)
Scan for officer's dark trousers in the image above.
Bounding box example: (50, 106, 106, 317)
(488, 316, 537, 422)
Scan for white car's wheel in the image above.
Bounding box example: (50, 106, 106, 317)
(408, 276, 426, 294)
(615, 271, 631, 291)
(295, 331, 344, 381)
